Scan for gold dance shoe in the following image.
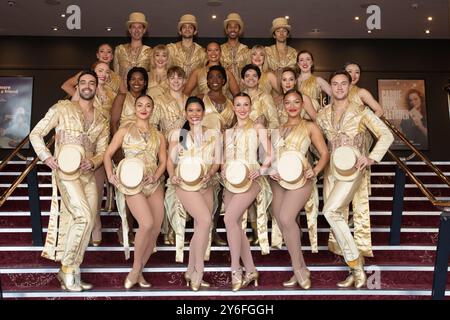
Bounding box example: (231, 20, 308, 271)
(189, 270, 204, 292)
(283, 268, 311, 288)
(337, 273, 355, 288)
(231, 269, 243, 292)
(57, 269, 83, 292)
(75, 273, 93, 291)
(124, 272, 139, 289)
(91, 240, 102, 247)
(138, 274, 151, 288)
(353, 267, 367, 289)
(294, 269, 311, 290)
(212, 230, 228, 246)
(242, 270, 259, 288)
(184, 272, 210, 288)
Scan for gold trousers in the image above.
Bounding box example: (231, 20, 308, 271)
(322, 173, 363, 264)
(56, 174, 97, 268)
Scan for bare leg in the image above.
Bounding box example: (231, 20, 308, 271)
(125, 193, 154, 282)
(176, 187, 213, 273)
(223, 183, 260, 272)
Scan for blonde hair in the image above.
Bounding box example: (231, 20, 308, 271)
(150, 44, 172, 70)
(250, 45, 268, 72)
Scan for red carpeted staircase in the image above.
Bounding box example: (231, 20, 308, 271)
(0, 160, 449, 300)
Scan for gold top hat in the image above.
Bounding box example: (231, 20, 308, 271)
(126, 12, 148, 29)
(116, 157, 145, 195)
(332, 146, 362, 182)
(271, 17, 291, 34)
(56, 144, 85, 181)
(278, 151, 308, 190)
(176, 156, 206, 191)
(177, 14, 198, 33)
(224, 159, 252, 194)
(223, 13, 244, 34)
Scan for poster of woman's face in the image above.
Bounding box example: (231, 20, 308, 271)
(0, 77, 33, 149)
(378, 79, 428, 150)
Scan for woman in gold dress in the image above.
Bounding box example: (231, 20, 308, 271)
(147, 44, 171, 99)
(297, 50, 332, 113)
(166, 97, 222, 291)
(222, 92, 273, 291)
(270, 89, 329, 289)
(249, 45, 279, 97)
(183, 42, 240, 97)
(104, 94, 166, 289)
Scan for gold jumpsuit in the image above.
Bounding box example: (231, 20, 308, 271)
(271, 120, 319, 252)
(245, 89, 280, 129)
(264, 45, 297, 74)
(150, 92, 187, 140)
(106, 70, 122, 94)
(223, 120, 272, 255)
(220, 42, 250, 84)
(164, 128, 221, 262)
(299, 75, 322, 117)
(30, 100, 109, 268)
(317, 103, 394, 263)
(167, 42, 206, 79)
(113, 44, 152, 80)
(119, 92, 139, 128)
(146, 72, 169, 100)
(94, 85, 116, 121)
(202, 94, 235, 131)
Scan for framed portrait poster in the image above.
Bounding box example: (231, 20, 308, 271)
(0, 76, 33, 149)
(378, 79, 428, 150)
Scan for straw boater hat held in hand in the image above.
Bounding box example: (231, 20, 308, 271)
(176, 156, 206, 191)
(116, 158, 145, 195)
(126, 12, 148, 29)
(271, 17, 291, 35)
(332, 146, 362, 181)
(277, 151, 308, 190)
(56, 144, 85, 181)
(224, 159, 252, 193)
(177, 14, 198, 34)
(224, 12, 244, 35)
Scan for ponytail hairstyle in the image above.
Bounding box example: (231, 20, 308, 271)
(179, 96, 206, 149)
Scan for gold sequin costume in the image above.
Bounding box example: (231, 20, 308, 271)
(270, 120, 318, 252)
(265, 45, 297, 74)
(223, 120, 272, 255)
(299, 75, 322, 117)
(197, 66, 231, 96)
(245, 89, 280, 129)
(146, 72, 169, 100)
(106, 70, 122, 94)
(220, 42, 250, 84)
(30, 100, 109, 267)
(150, 92, 187, 140)
(316, 103, 393, 262)
(113, 44, 152, 80)
(167, 42, 206, 79)
(202, 94, 235, 131)
(165, 128, 221, 262)
(94, 85, 116, 121)
(119, 92, 139, 128)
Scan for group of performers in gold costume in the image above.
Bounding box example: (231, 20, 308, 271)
(29, 11, 394, 292)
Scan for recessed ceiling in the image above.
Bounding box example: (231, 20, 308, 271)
(1, 0, 449, 38)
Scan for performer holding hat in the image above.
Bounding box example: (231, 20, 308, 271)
(30, 70, 110, 292)
(167, 14, 206, 79)
(269, 89, 329, 290)
(316, 70, 393, 289)
(265, 17, 298, 74)
(114, 12, 152, 81)
(165, 96, 222, 291)
(104, 94, 166, 289)
(222, 92, 273, 292)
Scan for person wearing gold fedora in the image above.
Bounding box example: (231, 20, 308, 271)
(222, 92, 273, 292)
(220, 13, 250, 87)
(167, 14, 206, 80)
(165, 96, 222, 291)
(265, 17, 298, 75)
(30, 70, 110, 292)
(104, 94, 166, 289)
(269, 89, 329, 290)
(114, 12, 152, 82)
(316, 70, 394, 289)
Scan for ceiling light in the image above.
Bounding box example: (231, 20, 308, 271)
(354, 16, 360, 21)
(52, 26, 59, 31)
(368, 30, 372, 33)
(212, 15, 217, 19)
(206, 0, 222, 6)
(7, 1, 16, 7)
(285, 16, 289, 20)
(425, 29, 430, 34)
(61, 13, 66, 18)
(312, 28, 320, 33)
(427, 16, 433, 21)
(106, 27, 112, 32)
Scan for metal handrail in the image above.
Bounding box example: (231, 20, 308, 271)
(0, 135, 55, 207)
(380, 116, 450, 210)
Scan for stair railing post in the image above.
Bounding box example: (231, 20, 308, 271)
(389, 166, 406, 245)
(26, 165, 43, 246)
(431, 211, 450, 300)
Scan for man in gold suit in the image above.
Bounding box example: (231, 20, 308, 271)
(265, 17, 298, 74)
(220, 13, 250, 85)
(30, 71, 110, 292)
(167, 14, 206, 79)
(316, 70, 393, 289)
(113, 12, 152, 81)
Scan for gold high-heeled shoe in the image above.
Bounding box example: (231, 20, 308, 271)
(346, 255, 366, 289)
(138, 273, 151, 288)
(189, 269, 204, 292)
(231, 269, 243, 292)
(75, 273, 93, 290)
(57, 269, 83, 292)
(242, 270, 259, 288)
(283, 268, 311, 288)
(124, 272, 139, 289)
(91, 240, 102, 247)
(337, 273, 354, 288)
(293, 269, 311, 290)
(184, 272, 210, 288)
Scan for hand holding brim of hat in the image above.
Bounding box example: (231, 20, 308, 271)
(44, 156, 59, 170)
(354, 156, 375, 171)
(304, 167, 317, 179)
(143, 174, 158, 186)
(108, 173, 120, 187)
(201, 173, 212, 184)
(79, 159, 94, 172)
(171, 175, 183, 185)
(269, 170, 281, 181)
